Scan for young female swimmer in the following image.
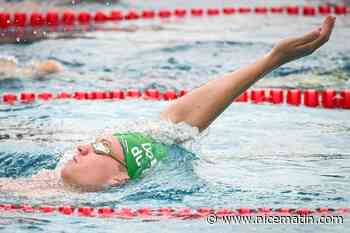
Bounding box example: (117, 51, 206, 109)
(60, 16, 336, 191)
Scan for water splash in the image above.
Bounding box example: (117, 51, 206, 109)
(102, 118, 204, 152)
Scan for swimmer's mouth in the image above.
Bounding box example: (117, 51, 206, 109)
(73, 156, 78, 163)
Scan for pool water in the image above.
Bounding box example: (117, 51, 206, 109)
(1, 0, 350, 232)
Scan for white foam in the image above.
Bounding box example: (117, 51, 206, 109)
(0, 54, 17, 62)
(102, 118, 206, 153)
(55, 148, 75, 171)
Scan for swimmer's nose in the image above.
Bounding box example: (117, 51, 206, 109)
(77, 145, 90, 156)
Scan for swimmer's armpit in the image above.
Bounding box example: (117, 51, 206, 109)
(160, 16, 336, 132)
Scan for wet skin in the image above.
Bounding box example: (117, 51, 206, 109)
(60, 134, 129, 191)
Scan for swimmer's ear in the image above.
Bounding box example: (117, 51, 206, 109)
(108, 174, 129, 186)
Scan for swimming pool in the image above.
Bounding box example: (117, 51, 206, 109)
(1, 0, 350, 232)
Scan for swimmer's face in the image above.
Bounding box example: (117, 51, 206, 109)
(60, 134, 129, 191)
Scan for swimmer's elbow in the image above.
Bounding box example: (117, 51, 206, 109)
(160, 109, 183, 125)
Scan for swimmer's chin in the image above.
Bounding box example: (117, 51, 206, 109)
(60, 169, 100, 192)
(60, 167, 126, 192)
(60, 178, 127, 193)
(60, 174, 105, 192)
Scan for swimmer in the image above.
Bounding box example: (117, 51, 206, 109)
(0, 16, 336, 193)
(58, 16, 336, 191)
(0, 57, 63, 80)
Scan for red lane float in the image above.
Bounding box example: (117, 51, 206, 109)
(287, 6, 300, 15)
(144, 89, 161, 100)
(95, 11, 108, 23)
(207, 8, 220, 16)
(57, 92, 71, 99)
(238, 6, 252, 14)
(303, 6, 316, 16)
(127, 89, 141, 98)
(251, 89, 265, 103)
(91, 91, 106, 100)
(40, 206, 55, 213)
(20, 92, 35, 103)
(142, 10, 155, 19)
(38, 92, 53, 101)
(2, 93, 17, 103)
(270, 6, 284, 14)
(111, 90, 125, 99)
(191, 8, 203, 17)
(304, 89, 319, 107)
(1, 89, 350, 110)
(125, 10, 139, 20)
(287, 89, 302, 106)
(319, 5, 332, 14)
(163, 90, 177, 100)
(62, 11, 75, 26)
(46, 11, 59, 26)
(110, 11, 123, 21)
(159, 9, 172, 18)
(14, 12, 26, 27)
(223, 7, 236, 15)
(30, 12, 45, 27)
(0, 204, 348, 219)
(174, 8, 187, 17)
(0, 13, 11, 29)
(322, 89, 337, 108)
(268, 89, 284, 104)
(335, 5, 347, 14)
(78, 12, 91, 24)
(341, 90, 350, 109)
(255, 6, 268, 14)
(73, 91, 86, 100)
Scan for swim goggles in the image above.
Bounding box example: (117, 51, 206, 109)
(91, 139, 128, 169)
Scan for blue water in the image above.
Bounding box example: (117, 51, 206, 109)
(1, 0, 350, 232)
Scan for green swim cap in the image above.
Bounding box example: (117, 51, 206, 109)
(113, 132, 169, 179)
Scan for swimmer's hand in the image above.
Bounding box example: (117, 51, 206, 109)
(269, 16, 336, 67)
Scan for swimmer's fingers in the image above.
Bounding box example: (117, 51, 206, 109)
(297, 16, 336, 54)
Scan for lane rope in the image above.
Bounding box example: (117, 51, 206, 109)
(0, 4, 348, 32)
(0, 204, 349, 219)
(1, 88, 350, 110)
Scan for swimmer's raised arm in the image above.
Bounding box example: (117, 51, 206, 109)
(160, 16, 336, 131)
